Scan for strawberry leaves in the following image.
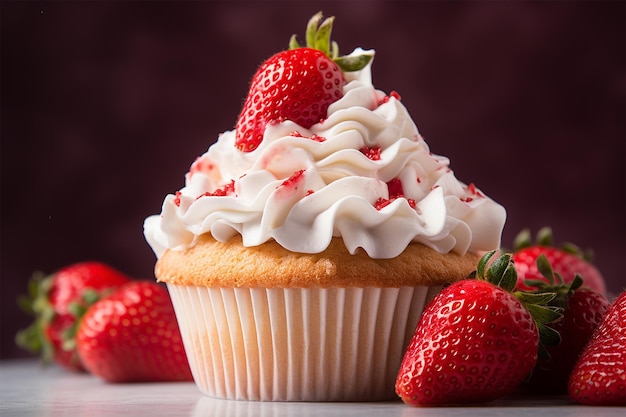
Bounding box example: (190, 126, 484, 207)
(288, 11, 372, 73)
(473, 251, 563, 356)
(15, 272, 55, 363)
(515, 291, 562, 357)
(472, 250, 517, 291)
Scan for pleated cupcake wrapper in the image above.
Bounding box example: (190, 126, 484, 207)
(167, 285, 441, 401)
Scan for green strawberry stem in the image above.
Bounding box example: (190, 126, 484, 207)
(471, 250, 563, 358)
(289, 11, 372, 72)
(15, 272, 55, 362)
(62, 289, 104, 351)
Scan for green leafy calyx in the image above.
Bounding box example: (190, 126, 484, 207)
(472, 250, 517, 292)
(15, 272, 56, 363)
(471, 250, 563, 356)
(289, 11, 372, 72)
(525, 253, 584, 310)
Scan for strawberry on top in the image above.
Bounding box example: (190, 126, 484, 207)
(235, 12, 371, 152)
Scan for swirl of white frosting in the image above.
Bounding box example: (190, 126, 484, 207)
(144, 49, 506, 259)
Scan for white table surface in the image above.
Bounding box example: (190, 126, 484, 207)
(1, 359, 623, 417)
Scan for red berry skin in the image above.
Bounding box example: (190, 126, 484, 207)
(568, 291, 626, 406)
(48, 262, 130, 316)
(45, 314, 82, 370)
(526, 288, 610, 394)
(235, 47, 345, 152)
(47, 262, 130, 370)
(16, 262, 130, 372)
(513, 247, 606, 295)
(76, 281, 193, 383)
(395, 279, 539, 406)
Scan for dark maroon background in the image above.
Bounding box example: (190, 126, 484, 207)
(2, 1, 624, 360)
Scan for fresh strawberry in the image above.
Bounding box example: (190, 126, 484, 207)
(76, 281, 193, 382)
(235, 12, 372, 152)
(395, 251, 562, 406)
(512, 227, 607, 296)
(16, 262, 130, 371)
(568, 291, 626, 406)
(522, 255, 610, 394)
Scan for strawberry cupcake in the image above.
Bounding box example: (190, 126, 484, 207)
(144, 13, 506, 401)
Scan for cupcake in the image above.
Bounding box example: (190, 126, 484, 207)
(144, 13, 506, 401)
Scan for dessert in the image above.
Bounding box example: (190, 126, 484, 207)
(143, 12, 506, 401)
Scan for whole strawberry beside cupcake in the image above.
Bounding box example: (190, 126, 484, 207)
(76, 281, 193, 382)
(16, 262, 192, 383)
(395, 250, 562, 405)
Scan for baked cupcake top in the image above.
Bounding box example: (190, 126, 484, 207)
(155, 235, 479, 288)
(144, 13, 506, 261)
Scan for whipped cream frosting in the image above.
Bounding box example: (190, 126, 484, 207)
(144, 49, 506, 259)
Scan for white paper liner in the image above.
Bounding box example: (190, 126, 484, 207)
(167, 284, 441, 401)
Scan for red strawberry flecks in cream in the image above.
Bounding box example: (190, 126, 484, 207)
(360, 146, 382, 161)
(280, 170, 306, 189)
(188, 154, 217, 179)
(387, 178, 404, 199)
(289, 131, 327, 143)
(375, 177, 417, 210)
(460, 183, 485, 203)
(144, 48, 506, 259)
(198, 180, 235, 199)
(274, 169, 307, 201)
(190, 156, 212, 174)
(378, 90, 401, 106)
